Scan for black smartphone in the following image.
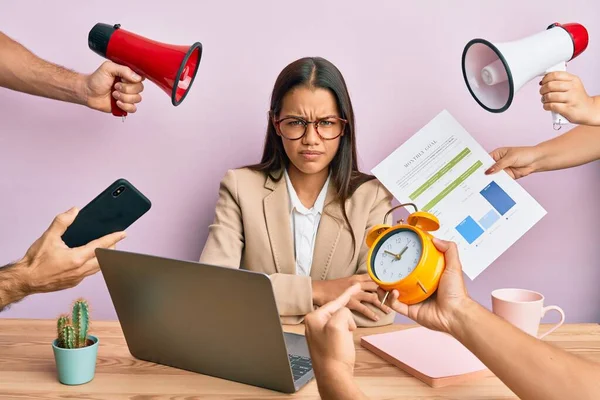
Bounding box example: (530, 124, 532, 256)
(61, 178, 152, 248)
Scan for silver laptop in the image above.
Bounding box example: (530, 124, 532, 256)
(95, 248, 314, 393)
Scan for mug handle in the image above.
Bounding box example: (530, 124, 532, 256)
(538, 305, 565, 339)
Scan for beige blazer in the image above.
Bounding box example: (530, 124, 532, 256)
(199, 167, 396, 327)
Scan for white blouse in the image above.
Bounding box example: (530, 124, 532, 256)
(284, 170, 330, 276)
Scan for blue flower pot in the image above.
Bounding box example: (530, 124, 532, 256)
(52, 335, 99, 385)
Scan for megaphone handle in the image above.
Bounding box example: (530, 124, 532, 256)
(545, 62, 568, 130)
(110, 77, 127, 120)
(551, 110, 567, 127)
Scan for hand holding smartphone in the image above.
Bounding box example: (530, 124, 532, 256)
(61, 178, 151, 248)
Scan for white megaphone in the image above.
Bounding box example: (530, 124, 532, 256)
(462, 22, 589, 130)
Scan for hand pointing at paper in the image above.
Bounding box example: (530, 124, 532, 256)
(485, 146, 541, 179)
(304, 239, 600, 400)
(486, 123, 600, 179)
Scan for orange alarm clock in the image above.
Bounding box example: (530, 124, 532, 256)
(366, 203, 445, 305)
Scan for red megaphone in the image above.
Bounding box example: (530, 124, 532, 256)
(88, 23, 202, 119)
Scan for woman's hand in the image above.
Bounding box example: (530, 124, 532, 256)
(312, 274, 392, 321)
(485, 146, 542, 179)
(540, 71, 600, 126)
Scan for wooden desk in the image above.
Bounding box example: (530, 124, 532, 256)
(0, 319, 598, 399)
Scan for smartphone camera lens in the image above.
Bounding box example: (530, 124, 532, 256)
(112, 186, 125, 197)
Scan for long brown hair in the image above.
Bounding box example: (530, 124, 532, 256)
(247, 57, 375, 252)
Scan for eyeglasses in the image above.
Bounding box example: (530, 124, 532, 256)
(273, 115, 348, 140)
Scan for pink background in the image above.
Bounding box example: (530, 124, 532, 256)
(1, 1, 599, 323)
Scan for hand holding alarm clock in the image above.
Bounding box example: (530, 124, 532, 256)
(365, 203, 446, 305)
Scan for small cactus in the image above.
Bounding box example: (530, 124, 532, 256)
(72, 299, 90, 348)
(61, 325, 76, 349)
(56, 298, 92, 349)
(56, 314, 70, 347)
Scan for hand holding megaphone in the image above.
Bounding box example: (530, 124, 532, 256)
(462, 22, 589, 130)
(88, 23, 202, 122)
(84, 60, 145, 115)
(539, 71, 600, 127)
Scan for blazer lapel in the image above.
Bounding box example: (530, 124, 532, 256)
(263, 172, 296, 274)
(310, 183, 343, 281)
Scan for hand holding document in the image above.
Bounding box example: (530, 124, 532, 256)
(372, 110, 546, 279)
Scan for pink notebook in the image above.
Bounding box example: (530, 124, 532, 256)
(360, 326, 491, 388)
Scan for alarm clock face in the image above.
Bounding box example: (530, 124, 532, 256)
(373, 229, 423, 283)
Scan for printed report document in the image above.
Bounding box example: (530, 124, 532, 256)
(372, 109, 546, 279)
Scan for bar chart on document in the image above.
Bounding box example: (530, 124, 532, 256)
(372, 110, 546, 279)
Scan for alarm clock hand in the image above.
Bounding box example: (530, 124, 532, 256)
(384, 246, 408, 261)
(384, 250, 400, 260)
(380, 247, 409, 305)
(398, 246, 408, 258)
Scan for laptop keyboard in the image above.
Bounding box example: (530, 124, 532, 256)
(288, 354, 312, 381)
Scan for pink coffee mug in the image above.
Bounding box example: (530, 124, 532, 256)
(491, 288, 565, 339)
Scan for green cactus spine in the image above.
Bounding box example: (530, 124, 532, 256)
(56, 314, 70, 347)
(71, 299, 90, 348)
(61, 325, 76, 349)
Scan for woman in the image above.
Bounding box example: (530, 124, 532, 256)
(200, 57, 395, 326)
